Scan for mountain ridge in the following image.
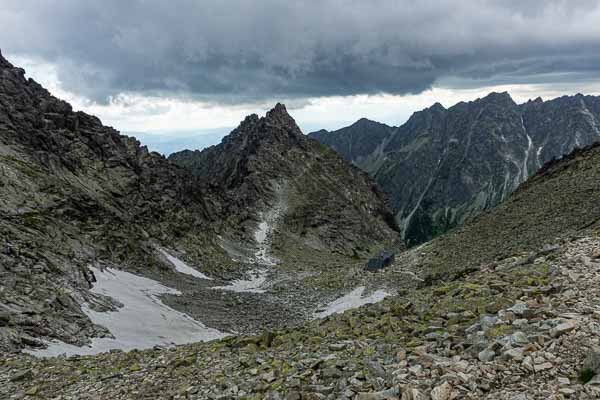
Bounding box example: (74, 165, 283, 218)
(309, 91, 600, 245)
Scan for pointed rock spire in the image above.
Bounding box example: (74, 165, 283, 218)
(481, 91, 516, 106)
(264, 103, 299, 130)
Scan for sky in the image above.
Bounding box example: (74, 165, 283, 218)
(3, 1, 600, 153)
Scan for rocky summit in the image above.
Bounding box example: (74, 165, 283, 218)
(310, 92, 600, 246)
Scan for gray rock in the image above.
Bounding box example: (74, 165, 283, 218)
(285, 391, 301, 400)
(9, 369, 32, 382)
(430, 382, 453, 400)
(503, 347, 525, 361)
(583, 349, 600, 373)
(328, 343, 347, 351)
(549, 320, 577, 338)
(401, 387, 428, 400)
(534, 362, 553, 372)
(510, 331, 529, 346)
(478, 348, 496, 362)
(511, 394, 528, 400)
(508, 303, 529, 316)
(480, 315, 499, 330)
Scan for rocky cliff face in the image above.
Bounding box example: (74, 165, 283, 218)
(169, 104, 398, 258)
(0, 50, 221, 351)
(310, 92, 600, 246)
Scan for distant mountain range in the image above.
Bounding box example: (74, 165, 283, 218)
(310, 92, 600, 245)
(127, 129, 230, 156)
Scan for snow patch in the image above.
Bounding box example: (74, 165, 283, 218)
(521, 117, 533, 180)
(159, 248, 213, 280)
(212, 269, 268, 293)
(26, 267, 226, 357)
(255, 221, 269, 244)
(536, 145, 544, 168)
(314, 286, 390, 318)
(211, 212, 273, 293)
(254, 218, 276, 266)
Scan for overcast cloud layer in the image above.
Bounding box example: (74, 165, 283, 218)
(2, 0, 600, 105)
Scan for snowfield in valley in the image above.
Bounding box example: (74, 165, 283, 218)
(314, 286, 390, 318)
(27, 267, 226, 357)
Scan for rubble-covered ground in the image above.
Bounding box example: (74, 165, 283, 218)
(3, 234, 600, 399)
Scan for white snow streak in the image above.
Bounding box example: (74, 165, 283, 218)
(536, 145, 544, 168)
(523, 133, 532, 179)
(314, 286, 389, 318)
(254, 218, 276, 266)
(159, 248, 213, 280)
(212, 186, 287, 294)
(211, 269, 268, 293)
(27, 267, 226, 357)
(521, 117, 533, 180)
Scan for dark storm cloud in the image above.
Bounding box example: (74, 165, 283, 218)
(2, 0, 600, 103)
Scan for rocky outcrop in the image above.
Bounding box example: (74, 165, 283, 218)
(310, 92, 600, 246)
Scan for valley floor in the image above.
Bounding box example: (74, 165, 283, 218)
(2, 234, 600, 399)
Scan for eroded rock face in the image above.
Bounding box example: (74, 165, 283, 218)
(310, 92, 600, 246)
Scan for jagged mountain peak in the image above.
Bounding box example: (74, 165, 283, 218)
(265, 102, 295, 125)
(350, 117, 393, 130)
(429, 102, 446, 112)
(227, 103, 303, 145)
(526, 96, 544, 105)
(169, 104, 398, 255)
(446, 91, 515, 111)
(479, 91, 515, 104)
